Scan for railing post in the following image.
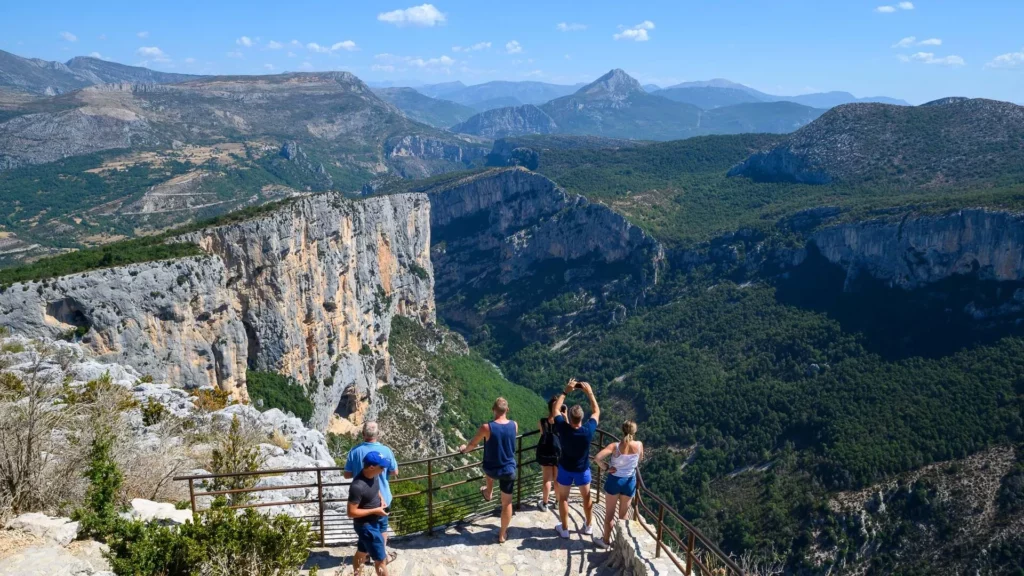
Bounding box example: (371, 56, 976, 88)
(426, 459, 434, 535)
(515, 435, 523, 510)
(316, 468, 325, 546)
(655, 504, 666, 559)
(685, 531, 696, 575)
(595, 430, 605, 503)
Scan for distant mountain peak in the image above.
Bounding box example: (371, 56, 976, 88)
(577, 69, 643, 99)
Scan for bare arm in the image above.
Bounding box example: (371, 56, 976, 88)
(343, 471, 353, 479)
(593, 442, 617, 468)
(581, 382, 600, 423)
(459, 423, 490, 453)
(548, 379, 576, 423)
(347, 501, 387, 519)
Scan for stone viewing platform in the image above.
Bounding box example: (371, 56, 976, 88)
(303, 499, 683, 576)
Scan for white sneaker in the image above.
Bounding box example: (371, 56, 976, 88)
(581, 524, 593, 536)
(555, 524, 570, 539)
(595, 537, 610, 548)
(537, 500, 548, 511)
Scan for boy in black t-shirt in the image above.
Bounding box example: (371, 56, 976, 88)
(347, 451, 391, 575)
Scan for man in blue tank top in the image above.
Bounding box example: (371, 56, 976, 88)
(550, 378, 600, 539)
(459, 397, 518, 543)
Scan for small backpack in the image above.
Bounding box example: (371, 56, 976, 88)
(537, 419, 561, 460)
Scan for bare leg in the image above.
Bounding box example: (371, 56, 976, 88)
(499, 491, 513, 542)
(353, 551, 367, 575)
(542, 467, 554, 505)
(374, 559, 389, 576)
(602, 493, 616, 543)
(481, 476, 494, 501)
(557, 483, 571, 530)
(618, 495, 632, 520)
(579, 483, 593, 529)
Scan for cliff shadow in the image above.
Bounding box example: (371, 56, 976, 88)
(774, 244, 1024, 360)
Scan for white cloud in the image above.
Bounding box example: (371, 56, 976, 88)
(287, 51, 297, 58)
(556, 22, 587, 32)
(409, 55, 455, 68)
(59, 31, 77, 42)
(290, 39, 301, 46)
(372, 64, 396, 72)
(136, 46, 169, 61)
(98, 34, 107, 41)
(137, 31, 149, 38)
(375, 52, 456, 72)
(614, 21, 654, 42)
(267, 40, 284, 50)
(877, 2, 912, 12)
(88, 52, 105, 59)
(564, 54, 572, 60)
(893, 36, 942, 48)
(522, 69, 544, 77)
(307, 42, 330, 53)
(226, 50, 244, 59)
(378, 4, 446, 27)
(264, 63, 275, 70)
(184, 57, 196, 64)
(452, 42, 490, 53)
(906, 52, 965, 66)
(505, 40, 523, 54)
(985, 48, 1024, 69)
(299, 61, 313, 70)
(331, 40, 358, 51)
(236, 36, 253, 47)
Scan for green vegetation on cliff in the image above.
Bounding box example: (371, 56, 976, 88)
(246, 370, 314, 424)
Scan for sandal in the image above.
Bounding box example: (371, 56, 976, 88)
(387, 550, 398, 563)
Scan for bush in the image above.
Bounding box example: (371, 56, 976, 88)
(72, 433, 123, 541)
(245, 371, 313, 423)
(106, 507, 311, 576)
(142, 398, 167, 426)
(191, 388, 230, 412)
(209, 416, 264, 506)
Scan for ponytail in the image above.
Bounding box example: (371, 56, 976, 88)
(621, 420, 637, 445)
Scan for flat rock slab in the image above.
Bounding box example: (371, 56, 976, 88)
(303, 498, 683, 575)
(4, 514, 80, 547)
(0, 545, 113, 576)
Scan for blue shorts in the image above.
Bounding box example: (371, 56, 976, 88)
(556, 466, 592, 487)
(485, 468, 517, 495)
(379, 515, 389, 535)
(604, 474, 637, 497)
(354, 518, 386, 562)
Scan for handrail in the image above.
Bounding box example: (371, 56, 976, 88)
(174, 427, 742, 575)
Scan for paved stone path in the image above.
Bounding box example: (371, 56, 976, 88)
(304, 497, 683, 576)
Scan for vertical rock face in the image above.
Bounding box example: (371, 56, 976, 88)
(0, 192, 434, 430)
(0, 256, 249, 397)
(807, 209, 1024, 289)
(179, 192, 434, 429)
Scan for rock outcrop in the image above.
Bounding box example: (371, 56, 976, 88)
(0, 192, 434, 428)
(805, 209, 1024, 289)
(450, 104, 559, 139)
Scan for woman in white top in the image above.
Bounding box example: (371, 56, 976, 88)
(593, 420, 643, 548)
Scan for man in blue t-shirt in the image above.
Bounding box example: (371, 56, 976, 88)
(344, 422, 398, 559)
(549, 378, 600, 539)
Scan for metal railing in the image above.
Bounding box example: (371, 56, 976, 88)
(173, 428, 743, 575)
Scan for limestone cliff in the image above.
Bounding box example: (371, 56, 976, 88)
(805, 209, 1024, 289)
(0, 192, 434, 430)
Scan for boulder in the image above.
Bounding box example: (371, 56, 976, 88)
(4, 513, 79, 547)
(0, 545, 112, 576)
(124, 499, 193, 525)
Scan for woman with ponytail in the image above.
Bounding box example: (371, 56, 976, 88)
(592, 420, 643, 548)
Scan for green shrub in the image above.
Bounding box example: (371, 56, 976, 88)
(245, 371, 313, 423)
(142, 398, 167, 426)
(106, 507, 311, 576)
(72, 433, 123, 541)
(209, 416, 263, 506)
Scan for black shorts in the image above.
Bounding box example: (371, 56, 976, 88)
(487, 470, 517, 495)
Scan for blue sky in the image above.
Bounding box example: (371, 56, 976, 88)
(2, 0, 1022, 104)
